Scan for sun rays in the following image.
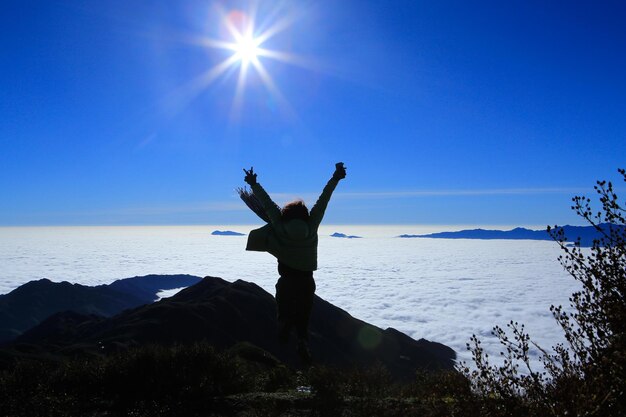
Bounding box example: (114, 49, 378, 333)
(177, 5, 302, 121)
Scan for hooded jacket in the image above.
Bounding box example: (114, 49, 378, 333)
(246, 177, 340, 271)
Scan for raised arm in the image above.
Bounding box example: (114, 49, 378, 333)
(244, 167, 282, 226)
(309, 162, 346, 226)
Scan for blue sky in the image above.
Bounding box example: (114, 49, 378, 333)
(1, 0, 625, 226)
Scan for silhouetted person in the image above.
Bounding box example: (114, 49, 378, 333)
(241, 163, 347, 365)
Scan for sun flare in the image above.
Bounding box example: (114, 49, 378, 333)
(178, 6, 305, 120)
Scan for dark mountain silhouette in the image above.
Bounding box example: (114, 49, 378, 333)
(398, 223, 625, 247)
(10, 276, 455, 379)
(211, 230, 246, 236)
(0, 274, 201, 344)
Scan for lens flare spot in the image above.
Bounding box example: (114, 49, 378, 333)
(225, 10, 250, 34)
(358, 326, 383, 350)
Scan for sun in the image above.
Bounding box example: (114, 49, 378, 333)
(234, 34, 261, 64)
(176, 6, 306, 120)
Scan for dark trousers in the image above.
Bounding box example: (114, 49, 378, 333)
(275, 262, 316, 342)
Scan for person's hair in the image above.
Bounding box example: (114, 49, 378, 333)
(281, 199, 309, 221)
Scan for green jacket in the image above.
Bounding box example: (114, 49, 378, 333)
(246, 177, 340, 271)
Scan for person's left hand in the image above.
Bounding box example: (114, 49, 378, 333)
(243, 167, 257, 185)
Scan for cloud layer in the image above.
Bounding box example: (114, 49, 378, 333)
(0, 225, 578, 368)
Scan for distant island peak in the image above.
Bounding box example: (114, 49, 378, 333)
(331, 232, 362, 239)
(211, 230, 246, 236)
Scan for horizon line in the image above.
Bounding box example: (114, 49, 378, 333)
(0, 222, 585, 229)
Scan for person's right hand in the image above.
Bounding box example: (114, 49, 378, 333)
(243, 167, 257, 185)
(333, 162, 347, 180)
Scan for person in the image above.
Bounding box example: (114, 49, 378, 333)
(242, 162, 347, 365)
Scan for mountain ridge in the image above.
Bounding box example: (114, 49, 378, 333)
(398, 223, 624, 247)
(0, 274, 202, 344)
(5, 276, 455, 379)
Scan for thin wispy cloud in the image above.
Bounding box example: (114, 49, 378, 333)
(268, 187, 589, 203)
(107, 202, 247, 215)
(20, 202, 248, 219)
(335, 188, 589, 199)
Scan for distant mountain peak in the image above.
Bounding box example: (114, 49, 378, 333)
(397, 224, 624, 247)
(212, 230, 246, 236)
(331, 232, 362, 239)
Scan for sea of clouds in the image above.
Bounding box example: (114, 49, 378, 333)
(0, 225, 580, 367)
